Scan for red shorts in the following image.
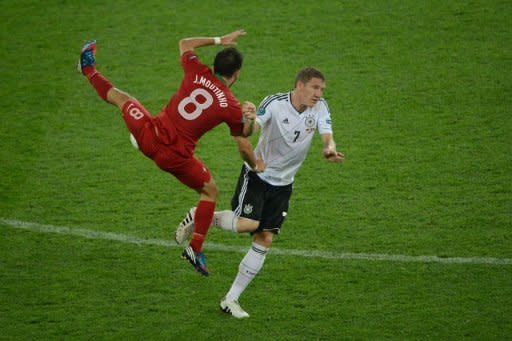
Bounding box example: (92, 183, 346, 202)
(121, 100, 211, 190)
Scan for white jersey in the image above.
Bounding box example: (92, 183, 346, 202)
(250, 92, 333, 186)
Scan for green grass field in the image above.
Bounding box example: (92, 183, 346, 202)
(1, 0, 511, 339)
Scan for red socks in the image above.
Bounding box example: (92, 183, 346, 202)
(190, 200, 216, 252)
(82, 65, 96, 78)
(87, 71, 113, 102)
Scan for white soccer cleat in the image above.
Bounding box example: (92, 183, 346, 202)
(220, 297, 250, 318)
(175, 208, 196, 244)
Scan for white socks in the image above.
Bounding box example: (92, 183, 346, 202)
(213, 210, 238, 232)
(225, 242, 268, 302)
(215, 212, 269, 302)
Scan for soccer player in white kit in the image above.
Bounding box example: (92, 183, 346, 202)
(176, 67, 344, 318)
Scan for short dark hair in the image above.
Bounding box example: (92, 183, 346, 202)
(214, 47, 243, 78)
(294, 67, 325, 87)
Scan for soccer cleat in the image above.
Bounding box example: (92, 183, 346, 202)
(220, 297, 250, 318)
(182, 246, 209, 276)
(77, 40, 97, 75)
(175, 207, 196, 244)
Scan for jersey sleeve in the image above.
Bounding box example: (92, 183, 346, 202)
(180, 51, 206, 73)
(225, 102, 244, 136)
(255, 95, 273, 127)
(317, 99, 333, 134)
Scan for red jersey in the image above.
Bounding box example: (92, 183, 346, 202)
(156, 51, 244, 155)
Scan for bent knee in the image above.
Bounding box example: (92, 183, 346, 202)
(254, 231, 274, 248)
(200, 180, 219, 200)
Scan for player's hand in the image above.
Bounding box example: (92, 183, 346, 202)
(241, 101, 257, 136)
(323, 148, 344, 163)
(242, 101, 256, 121)
(252, 158, 265, 173)
(221, 29, 247, 45)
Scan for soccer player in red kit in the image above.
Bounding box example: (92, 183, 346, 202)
(78, 30, 264, 276)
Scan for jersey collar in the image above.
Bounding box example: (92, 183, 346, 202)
(288, 91, 307, 115)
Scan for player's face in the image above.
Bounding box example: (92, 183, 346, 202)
(298, 77, 326, 107)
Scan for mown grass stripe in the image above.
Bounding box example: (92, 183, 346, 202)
(1, 218, 510, 266)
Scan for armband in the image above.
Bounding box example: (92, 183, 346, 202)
(213, 37, 221, 45)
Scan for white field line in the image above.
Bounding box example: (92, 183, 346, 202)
(1, 218, 511, 266)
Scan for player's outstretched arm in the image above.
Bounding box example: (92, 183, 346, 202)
(321, 133, 345, 163)
(233, 136, 265, 172)
(179, 29, 247, 55)
(220, 29, 246, 45)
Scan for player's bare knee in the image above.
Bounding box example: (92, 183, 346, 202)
(262, 233, 273, 247)
(200, 180, 219, 200)
(254, 231, 273, 248)
(209, 183, 219, 199)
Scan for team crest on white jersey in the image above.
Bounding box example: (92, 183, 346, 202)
(244, 204, 253, 214)
(305, 114, 316, 128)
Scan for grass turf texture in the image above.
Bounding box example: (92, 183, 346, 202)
(1, 0, 511, 339)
